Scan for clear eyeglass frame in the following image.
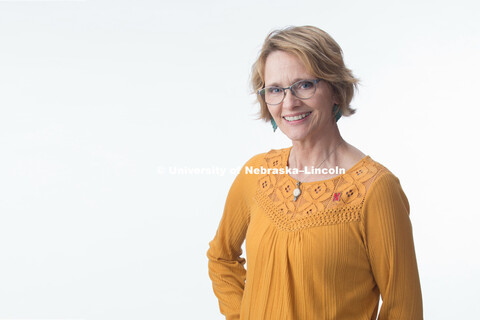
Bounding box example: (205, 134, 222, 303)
(257, 78, 322, 105)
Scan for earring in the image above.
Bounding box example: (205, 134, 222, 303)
(270, 118, 277, 132)
(333, 104, 342, 122)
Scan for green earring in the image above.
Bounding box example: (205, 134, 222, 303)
(270, 118, 277, 132)
(333, 104, 342, 122)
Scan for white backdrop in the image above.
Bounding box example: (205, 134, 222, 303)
(0, 0, 479, 319)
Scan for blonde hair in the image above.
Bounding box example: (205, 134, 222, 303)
(251, 25, 359, 122)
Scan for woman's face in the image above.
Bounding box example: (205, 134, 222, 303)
(264, 50, 338, 142)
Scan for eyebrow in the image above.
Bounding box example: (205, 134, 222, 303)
(265, 78, 309, 87)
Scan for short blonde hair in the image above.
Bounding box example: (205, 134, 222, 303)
(251, 25, 359, 122)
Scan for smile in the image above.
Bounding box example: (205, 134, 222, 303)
(283, 112, 312, 122)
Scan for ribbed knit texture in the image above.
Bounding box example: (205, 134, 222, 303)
(207, 147, 423, 320)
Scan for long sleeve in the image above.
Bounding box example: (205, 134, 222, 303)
(362, 172, 423, 319)
(207, 156, 258, 320)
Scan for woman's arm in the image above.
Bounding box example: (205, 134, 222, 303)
(362, 171, 423, 320)
(207, 155, 259, 320)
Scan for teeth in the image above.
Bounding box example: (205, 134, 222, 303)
(284, 112, 311, 121)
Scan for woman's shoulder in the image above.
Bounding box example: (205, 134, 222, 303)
(242, 146, 291, 169)
(360, 157, 411, 221)
(337, 144, 404, 196)
(360, 155, 407, 200)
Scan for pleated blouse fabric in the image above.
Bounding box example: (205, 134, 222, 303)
(207, 147, 423, 320)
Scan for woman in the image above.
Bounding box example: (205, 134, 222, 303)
(207, 26, 423, 320)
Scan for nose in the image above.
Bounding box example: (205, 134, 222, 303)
(282, 88, 299, 109)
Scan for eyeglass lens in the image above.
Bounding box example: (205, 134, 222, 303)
(261, 80, 317, 105)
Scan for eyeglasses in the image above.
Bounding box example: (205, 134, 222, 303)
(257, 78, 322, 105)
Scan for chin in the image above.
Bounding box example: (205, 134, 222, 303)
(282, 129, 310, 142)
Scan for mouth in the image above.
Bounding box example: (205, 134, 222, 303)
(283, 112, 312, 122)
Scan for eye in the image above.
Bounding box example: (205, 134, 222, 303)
(267, 87, 282, 94)
(297, 80, 314, 90)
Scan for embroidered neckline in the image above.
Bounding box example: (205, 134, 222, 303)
(253, 147, 385, 231)
(283, 145, 371, 186)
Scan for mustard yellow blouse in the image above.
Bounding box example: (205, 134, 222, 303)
(207, 147, 423, 319)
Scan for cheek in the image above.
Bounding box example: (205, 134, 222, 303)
(312, 96, 333, 112)
(268, 106, 280, 118)
(310, 104, 330, 122)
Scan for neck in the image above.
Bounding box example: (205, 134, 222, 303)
(289, 125, 345, 169)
